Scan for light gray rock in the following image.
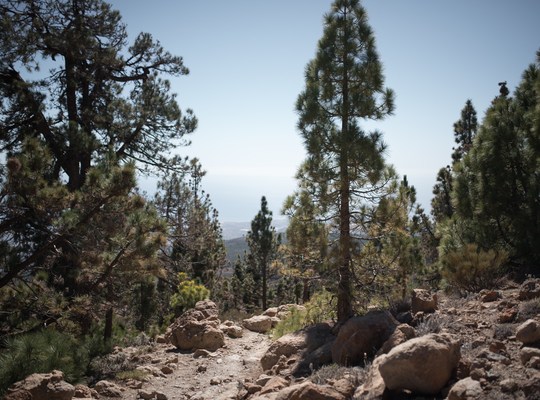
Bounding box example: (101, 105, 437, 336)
(243, 315, 274, 333)
(378, 333, 461, 395)
(516, 319, 540, 345)
(4, 370, 75, 400)
(447, 377, 482, 400)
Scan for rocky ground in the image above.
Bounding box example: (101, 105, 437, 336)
(115, 329, 272, 400)
(5, 279, 540, 400)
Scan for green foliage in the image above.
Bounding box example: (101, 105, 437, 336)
(441, 243, 508, 292)
(0, 329, 88, 394)
(293, 0, 395, 322)
(170, 272, 209, 316)
(271, 306, 307, 340)
(451, 58, 540, 271)
(271, 290, 336, 339)
(247, 196, 280, 310)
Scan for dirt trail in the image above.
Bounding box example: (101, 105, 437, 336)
(120, 329, 272, 400)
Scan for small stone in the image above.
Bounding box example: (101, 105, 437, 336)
(500, 379, 518, 393)
(197, 364, 207, 373)
(138, 389, 155, 400)
(516, 319, 540, 345)
(489, 340, 506, 354)
(498, 308, 517, 323)
(480, 290, 500, 302)
(155, 392, 168, 400)
(210, 377, 221, 385)
(161, 365, 174, 374)
(193, 349, 211, 358)
(447, 377, 482, 400)
(469, 368, 486, 381)
(245, 383, 262, 394)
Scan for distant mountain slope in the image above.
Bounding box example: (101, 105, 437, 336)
(222, 219, 288, 263)
(224, 236, 248, 263)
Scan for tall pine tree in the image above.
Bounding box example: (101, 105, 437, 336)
(247, 196, 279, 311)
(294, 0, 394, 321)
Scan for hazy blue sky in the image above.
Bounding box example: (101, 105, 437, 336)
(111, 0, 540, 222)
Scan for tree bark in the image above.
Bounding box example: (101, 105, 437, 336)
(104, 306, 113, 343)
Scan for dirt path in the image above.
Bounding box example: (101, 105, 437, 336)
(120, 329, 272, 400)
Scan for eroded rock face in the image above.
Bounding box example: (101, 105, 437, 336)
(3, 370, 74, 400)
(331, 311, 398, 366)
(165, 300, 225, 352)
(411, 289, 438, 314)
(378, 333, 461, 395)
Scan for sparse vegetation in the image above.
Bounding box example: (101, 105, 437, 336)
(415, 314, 450, 336)
(441, 243, 507, 293)
(309, 363, 367, 387)
(518, 298, 540, 321)
(272, 290, 336, 339)
(116, 369, 150, 382)
(0, 329, 88, 395)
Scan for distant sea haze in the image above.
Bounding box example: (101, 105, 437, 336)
(221, 219, 288, 240)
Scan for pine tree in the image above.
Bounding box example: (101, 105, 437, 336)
(0, 0, 195, 335)
(282, 176, 329, 303)
(431, 100, 477, 224)
(431, 165, 453, 223)
(452, 55, 540, 271)
(247, 196, 279, 311)
(451, 100, 478, 163)
(154, 159, 226, 292)
(295, 0, 394, 321)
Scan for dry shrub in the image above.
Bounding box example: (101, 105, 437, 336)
(441, 243, 507, 292)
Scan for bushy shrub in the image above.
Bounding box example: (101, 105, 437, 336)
(518, 298, 540, 322)
(441, 243, 507, 292)
(88, 351, 134, 381)
(415, 314, 449, 336)
(272, 289, 336, 339)
(310, 363, 366, 386)
(0, 329, 88, 395)
(170, 272, 210, 316)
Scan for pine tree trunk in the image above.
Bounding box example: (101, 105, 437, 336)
(262, 262, 267, 311)
(337, 59, 353, 323)
(104, 306, 113, 343)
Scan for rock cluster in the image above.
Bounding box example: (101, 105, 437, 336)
(165, 300, 227, 351)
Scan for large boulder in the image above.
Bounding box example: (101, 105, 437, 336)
(165, 300, 225, 352)
(4, 370, 75, 400)
(261, 323, 335, 374)
(411, 289, 438, 314)
(378, 333, 461, 395)
(516, 319, 540, 345)
(243, 315, 274, 333)
(332, 311, 398, 366)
